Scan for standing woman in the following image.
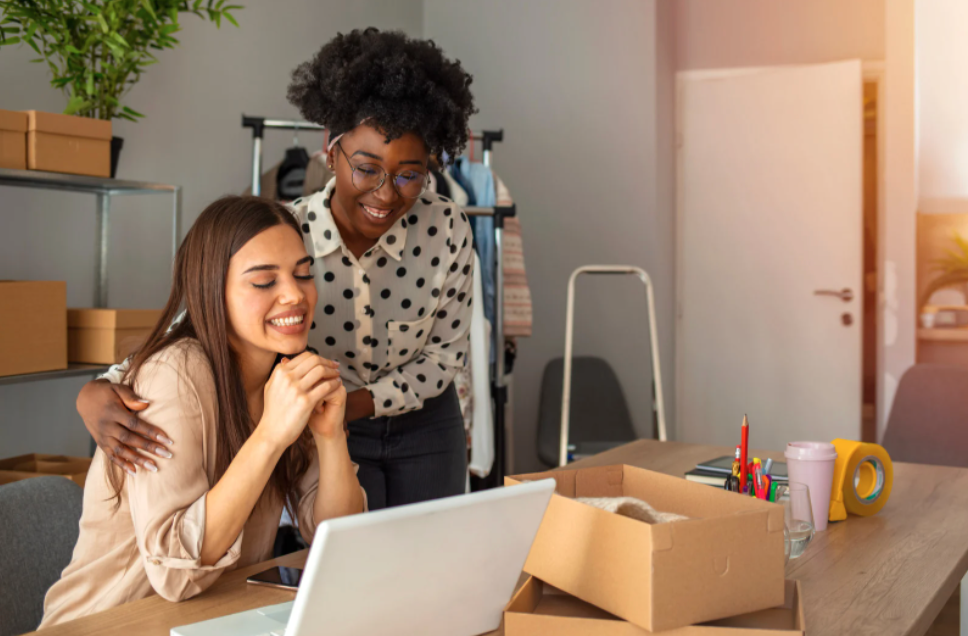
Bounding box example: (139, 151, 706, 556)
(76, 28, 479, 510)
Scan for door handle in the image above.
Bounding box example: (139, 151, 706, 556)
(814, 288, 854, 302)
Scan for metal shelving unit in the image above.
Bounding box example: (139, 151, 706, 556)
(0, 168, 182, 386)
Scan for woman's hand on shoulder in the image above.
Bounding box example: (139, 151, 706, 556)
(258, 352, 342, 451)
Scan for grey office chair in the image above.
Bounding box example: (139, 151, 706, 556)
(537, 356, 638, 467)
(0, 476, 83, 636)
(881, 364, 968, 468)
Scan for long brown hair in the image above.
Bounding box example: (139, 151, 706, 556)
(110, 195, 314, 516)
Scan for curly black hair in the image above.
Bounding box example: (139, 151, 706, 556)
(287, 27, 477, 162)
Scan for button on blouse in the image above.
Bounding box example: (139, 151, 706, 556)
(290, 179, 474, 418)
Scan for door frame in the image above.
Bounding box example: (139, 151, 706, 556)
(673, 61, 885, 442)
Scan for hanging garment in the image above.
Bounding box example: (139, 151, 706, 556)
(303, 152, 334, 195)
(468, 251, 495, 478)
(448, 162, 477, 206)
(442, 169, 469, 207)
(277, 145, 311, 200)
(242, 153, 332, 201)
(456, 157, 496, 359)
(431, 169, 451, 199)
(494, 174, 533, 338)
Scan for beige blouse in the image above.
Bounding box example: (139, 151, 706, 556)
(41, 340, 332, 628)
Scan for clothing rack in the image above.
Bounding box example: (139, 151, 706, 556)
(241, 115, 513, 485)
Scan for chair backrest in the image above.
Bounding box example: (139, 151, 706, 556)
(0, 476, 83, 636)
(536, 356, 637, 467)
(882, 364, 968, 468)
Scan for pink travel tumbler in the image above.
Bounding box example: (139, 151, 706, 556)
(784, 442, 837, 531)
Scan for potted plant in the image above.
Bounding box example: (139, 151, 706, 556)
(921, 230, 968, 308)
(0, 0, 241, 177)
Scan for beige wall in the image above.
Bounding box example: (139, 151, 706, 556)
(674, 0, 917, 440)
(917, 0, 968, 205)
(676, 0, 885, 70)
(0, 0, 423, 457)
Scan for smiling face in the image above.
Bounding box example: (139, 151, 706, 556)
(224, 224, 318, 359)
(327, 124, 429, 251)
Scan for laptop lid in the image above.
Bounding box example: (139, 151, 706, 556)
(287, 479, 555, 636)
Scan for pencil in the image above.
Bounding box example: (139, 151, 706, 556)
(739, 414, 749, 492)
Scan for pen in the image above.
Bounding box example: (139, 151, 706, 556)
(740, 415, 749, 492)
(753, 464, 767, 499)
(764, 458, 773, 477)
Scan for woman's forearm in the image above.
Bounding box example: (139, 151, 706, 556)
(343, 388, 375, 424)
(312, 430, 365, 524)
(200, 429, 283, 566)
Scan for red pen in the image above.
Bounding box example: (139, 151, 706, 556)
(739, 415, 749, 492)
(753, 464, 767, 500)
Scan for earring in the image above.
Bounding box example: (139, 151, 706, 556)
(327, 164, 333, 170)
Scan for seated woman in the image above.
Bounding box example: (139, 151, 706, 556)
(41, 196, 365, 628)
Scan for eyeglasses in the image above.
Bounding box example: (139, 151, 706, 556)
(336, 142, 429, 199)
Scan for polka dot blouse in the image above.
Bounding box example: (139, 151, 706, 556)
(290, 178, 474, 418)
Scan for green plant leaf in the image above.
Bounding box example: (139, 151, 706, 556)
(122, 105, 145, 117)
(65, 94, 92, 115)
(95, 13, 109, 33)
(140, 0, 158, 20)
(223, 11, 238, 27)
(1, 36, 20, 45)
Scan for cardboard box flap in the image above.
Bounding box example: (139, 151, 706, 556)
(24, 110, 112, 140)
(0, 109, 27, 133)
(507, 469, 579, 497)
(68, 308, 163, 329)
(506, 577, 805, 635)
(575, 465, 625, 497)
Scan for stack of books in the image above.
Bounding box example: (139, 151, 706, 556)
(685, 456, 789, 487)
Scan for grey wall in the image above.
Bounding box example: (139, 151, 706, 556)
(0, 0, 423, 457)
(425, 0, 671, 473)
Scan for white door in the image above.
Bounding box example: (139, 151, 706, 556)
(676, 60, 863, 450)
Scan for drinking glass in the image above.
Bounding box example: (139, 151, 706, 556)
(778, 482, 815, 560)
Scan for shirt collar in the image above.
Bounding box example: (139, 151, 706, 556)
(304, 178, 416, 262)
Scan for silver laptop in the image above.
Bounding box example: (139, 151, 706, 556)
(171, 479, 555, 636)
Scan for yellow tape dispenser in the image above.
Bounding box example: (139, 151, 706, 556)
(828, 439, 893, 522)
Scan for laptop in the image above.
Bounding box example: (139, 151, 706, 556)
(171, 479, 556, 636)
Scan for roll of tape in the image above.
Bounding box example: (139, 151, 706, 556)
(828, 439, 893, 522)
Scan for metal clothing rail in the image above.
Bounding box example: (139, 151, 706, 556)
(241, 115, 511, 484)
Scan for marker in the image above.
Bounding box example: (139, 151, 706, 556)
(764, 458, 774, 477)
(740, 415, 749, 492)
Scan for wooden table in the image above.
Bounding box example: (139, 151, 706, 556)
(29, 440, 968, 636)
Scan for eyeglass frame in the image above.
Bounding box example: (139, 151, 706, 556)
(335, 141, 429, 199)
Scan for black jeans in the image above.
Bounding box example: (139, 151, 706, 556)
(348, 383, 467, 510)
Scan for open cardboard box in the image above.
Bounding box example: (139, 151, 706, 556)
(505, 577, 804, 636)
(0, 453, 93, 488)
(506, 465, 786, 632)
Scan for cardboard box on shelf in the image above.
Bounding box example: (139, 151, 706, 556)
(24, 110, 111, 177)
(0, 281, 67, 377)
(505, 465, 786, 632)
(0, 454, 93, 488)
(68, 308, 163, 365)
(504, 577, 805, 636)
(0, 109, 27, 169)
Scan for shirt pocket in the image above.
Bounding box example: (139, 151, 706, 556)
(387, 314, 435, 368)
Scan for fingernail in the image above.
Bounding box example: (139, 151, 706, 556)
(138, 399, 150, 404)
(156, 448, 173, 459)
(145, 462, 158, 473)
(125, 468, 136, 477)
(157, 434, 174, 445)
